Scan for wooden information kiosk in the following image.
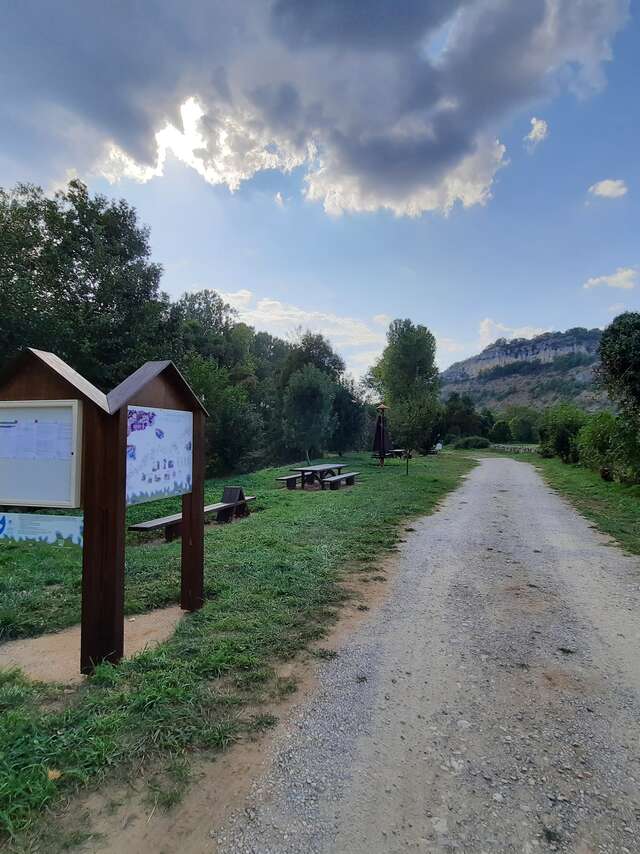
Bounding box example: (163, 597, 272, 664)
(0, 349, 207, 674)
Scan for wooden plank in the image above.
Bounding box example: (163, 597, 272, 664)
(181, 409, 205, 611)
(80, 405, 127, 673)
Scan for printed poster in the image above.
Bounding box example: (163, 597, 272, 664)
(126, 406, 193, 506)
(0, 513, 83, 546)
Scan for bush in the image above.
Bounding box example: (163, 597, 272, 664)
(490, 420, 512, 443)
(577, 412, 616, 479)
(453, 435, 490, 449)
(539, 404, 587, 463)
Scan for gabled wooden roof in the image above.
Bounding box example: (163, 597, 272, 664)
(107, 360, 208, 415)
(0, 348, 110, 412)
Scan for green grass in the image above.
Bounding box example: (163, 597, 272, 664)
(0, 452, 473, 842)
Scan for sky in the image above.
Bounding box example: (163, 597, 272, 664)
(1, 1, 638, 375)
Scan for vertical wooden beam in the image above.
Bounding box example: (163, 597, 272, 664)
(80, 406, 127, 673)
(181, 409, 205, 611)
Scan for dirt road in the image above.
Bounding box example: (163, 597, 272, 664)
(216, 457, 640, 853)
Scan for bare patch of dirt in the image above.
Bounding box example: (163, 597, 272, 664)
(0, 606, 185, 685)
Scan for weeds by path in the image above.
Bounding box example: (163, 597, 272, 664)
(0, 452, 473, 843)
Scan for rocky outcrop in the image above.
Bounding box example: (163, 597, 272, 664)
(441, 327, 607, 411)
(442, 328, 602, 382)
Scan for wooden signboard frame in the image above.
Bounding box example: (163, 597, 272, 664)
(0, 349, 207, 675)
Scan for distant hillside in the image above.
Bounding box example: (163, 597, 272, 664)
(440, 328, 608, 411)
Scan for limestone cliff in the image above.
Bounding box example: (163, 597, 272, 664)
(440, 328, 607, 411)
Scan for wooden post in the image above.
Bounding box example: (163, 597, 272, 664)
(181, 409, 205, 611)
(80, 406, 127, 673)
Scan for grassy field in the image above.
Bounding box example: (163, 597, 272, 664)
(0, 451, 473, 843)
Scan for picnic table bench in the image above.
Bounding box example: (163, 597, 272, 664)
(129, 487, 255, 542)
(290, 463, 347, 489)
(276, 474, 300, 490)
(320, 471, 359, 490)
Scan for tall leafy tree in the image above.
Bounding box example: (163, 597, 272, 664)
(598, 312, 640, 416)
(330, 378, 365, 455)
(280, 330, 345, 389)
(374, 319, 441, 457)
(0, 180, 169, 389)
(283, 365, 336, 462)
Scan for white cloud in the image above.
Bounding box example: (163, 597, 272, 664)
(583, 266, 638, 290)
(588, 178, 628, 198)
(219, 289, 386, 376)
(523, 117, 549, 152)
(36, 1, 624, 218)
(478, 318, 549, 349)
(305, 136, 508, 217)
(274, 191, 285, 207)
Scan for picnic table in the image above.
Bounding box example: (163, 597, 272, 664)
(290, 463, 347, 488)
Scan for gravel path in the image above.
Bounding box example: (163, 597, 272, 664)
(216, 457, 640, 854)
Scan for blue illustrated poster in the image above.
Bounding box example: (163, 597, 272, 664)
(126, 406, 193, 506)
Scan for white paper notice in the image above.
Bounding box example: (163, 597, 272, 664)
(0, 419, 72, 460)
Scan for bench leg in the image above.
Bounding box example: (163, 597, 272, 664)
(216, 507, 234, 523)
(236, 502, 249, 517)
(330, 480, 340, 490)
(286, 479, 297, 490)
(165, 522, 181, 542)
(345, 476, 355, 486)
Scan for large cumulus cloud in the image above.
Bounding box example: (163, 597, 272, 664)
(0, 0, 629, 215)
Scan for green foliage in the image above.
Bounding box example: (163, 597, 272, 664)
(453, 435, 490, 449)
(576, 412, 617, 478)
(0, 181, 168, 389)
(390, 396, 439, 457)
(442, 393, 486, 438)
(374, 319, 441, 455)
(0, 181, 368, 473)
(477, 352, 596, 383)
(489, 420, 512, 443)
(330, 379, 366, 454)
(539, 404, 588, 463)
(376, 319, 439, 402)
(280, 330, 345, 389)
(576, 409, 640, 485)
(282, 365, 336, 461)
(598, 312, 640, 416)
(0, 453, 474, 839)
(504, 406, 540, 443)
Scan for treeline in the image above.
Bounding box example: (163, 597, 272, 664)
(0, 181, 367, 473)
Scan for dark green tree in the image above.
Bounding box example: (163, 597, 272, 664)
(280, 330, 345, 388)
(283, 365, 336, 462)
(330, 378, 366, 455)
(0, 180, 169, 389)
(490, 420, 513, 443)
(598, 312, 640, 416)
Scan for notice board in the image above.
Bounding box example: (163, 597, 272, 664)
(126, 406, 193, 506)
(0, 399, 83, 508)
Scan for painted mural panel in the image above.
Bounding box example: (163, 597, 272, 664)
(126, 406, 193, 506)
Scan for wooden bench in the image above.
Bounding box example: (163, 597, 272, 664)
(320, 471, 359, 490)
(276, 474, 300, 490)
(129, 487, 255, 542)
